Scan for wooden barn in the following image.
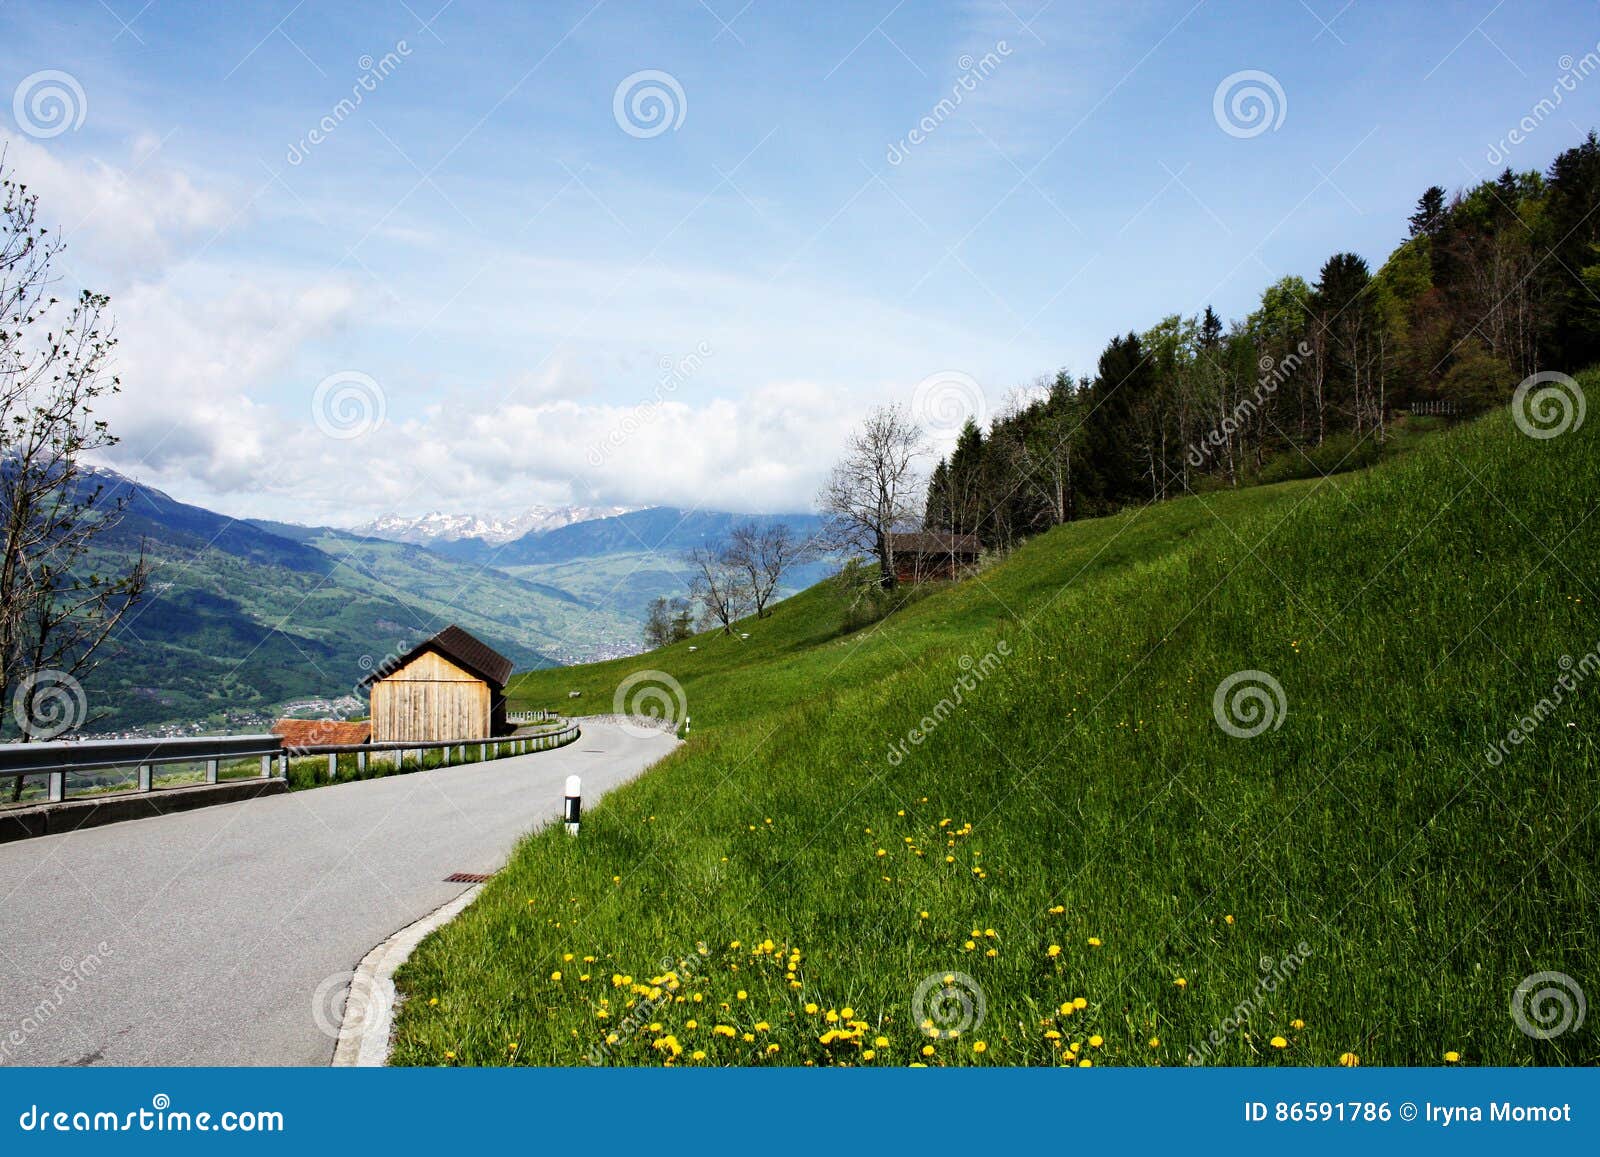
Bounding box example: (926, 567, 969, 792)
(888, 532, 982, 584)
(362, 625, 514, 743)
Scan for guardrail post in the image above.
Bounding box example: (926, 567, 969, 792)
(278, 751, 288, 778)
(442, 744, 450, 767)
(138, 764, 152, 791)
(327, 752, 337, 781)
(47, 770, 65, 803)
(564, 775, 581, 835)
(206, 759, 219, 784)
(357, 750, 367, 774)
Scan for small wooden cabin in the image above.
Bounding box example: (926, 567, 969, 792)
(362, 625, 514, 743)
(888, 532, 982, 584)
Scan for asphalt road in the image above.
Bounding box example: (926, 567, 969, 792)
(0, 720, 677, 1067)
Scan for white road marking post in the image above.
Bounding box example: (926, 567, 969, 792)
(565, 774, 581, 835)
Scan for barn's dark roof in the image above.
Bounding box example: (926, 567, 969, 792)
(362, 625, 515, 688)
(888, 532, 983, 556)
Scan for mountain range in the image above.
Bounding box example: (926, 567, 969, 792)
(350, 505, 634, 545)
(67, 469, 826, 734)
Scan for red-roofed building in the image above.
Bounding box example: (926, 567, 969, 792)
(271, 719, 371, 749)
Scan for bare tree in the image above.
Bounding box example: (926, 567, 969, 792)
(685, 545, 751, 634)
(817, 403, 926, 590)
(724, 521, 812, 618)
(1, 157, 148, 762)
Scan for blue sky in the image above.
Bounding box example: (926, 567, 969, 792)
(2, 0, 1596, 524)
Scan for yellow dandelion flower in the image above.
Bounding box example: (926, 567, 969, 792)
(964, 940, 977, 951)
(1270, 1036, 1288, 1049)
(1290, 1019, 1304, 1030)
(1149, 1037, 1161, 1048)
(804, 1002, 819, 1015)
(766, 1043, 780, 1055)
(862, 1049, 876, 1060)
(972, 1041, 988, 1054)
(1174, 977, 1187, 988)
(921, 1044, 936, 1057)
(1338, 1051, 1360, 1067)
(1444, 1050, 1460, 1063)
(1047, 945, 1062, 957)
(692, 1049, 707, 1060)
(874, 1035, 889, 1047)
(840, 1006, 855, 1019)
(1087, 937, 1102, 947)
(1078, 1058, 1092, 1067)
(1073, 997, 1087, 1010)
(1224, 914, 1235, 925)
(1089, 1034, 1104, 1048)
(550, 970, 562, 981)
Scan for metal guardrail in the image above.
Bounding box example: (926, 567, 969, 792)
(0, 723, 582, 804)
(283, 723, 581, 782)
(506, 709, 558, 725)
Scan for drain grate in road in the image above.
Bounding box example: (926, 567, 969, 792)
(444, 872, 494, 883)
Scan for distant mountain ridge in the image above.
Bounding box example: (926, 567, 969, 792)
(436, 507, 829, 567)
(351, 504, 634, 545)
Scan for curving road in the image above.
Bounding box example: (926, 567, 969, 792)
(0, 720, 677, 1066)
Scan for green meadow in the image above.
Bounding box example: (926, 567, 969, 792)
(390, 389, 1598, 1067)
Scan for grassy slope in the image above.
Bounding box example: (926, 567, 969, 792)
(395, 398, 1598, 1067)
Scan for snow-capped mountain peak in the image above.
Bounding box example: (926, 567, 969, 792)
(351, 505, 633, 546)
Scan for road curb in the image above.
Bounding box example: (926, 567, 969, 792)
(331, 883, 485, 1067)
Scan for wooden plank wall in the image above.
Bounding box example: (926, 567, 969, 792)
(370, 651, 492, 742)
